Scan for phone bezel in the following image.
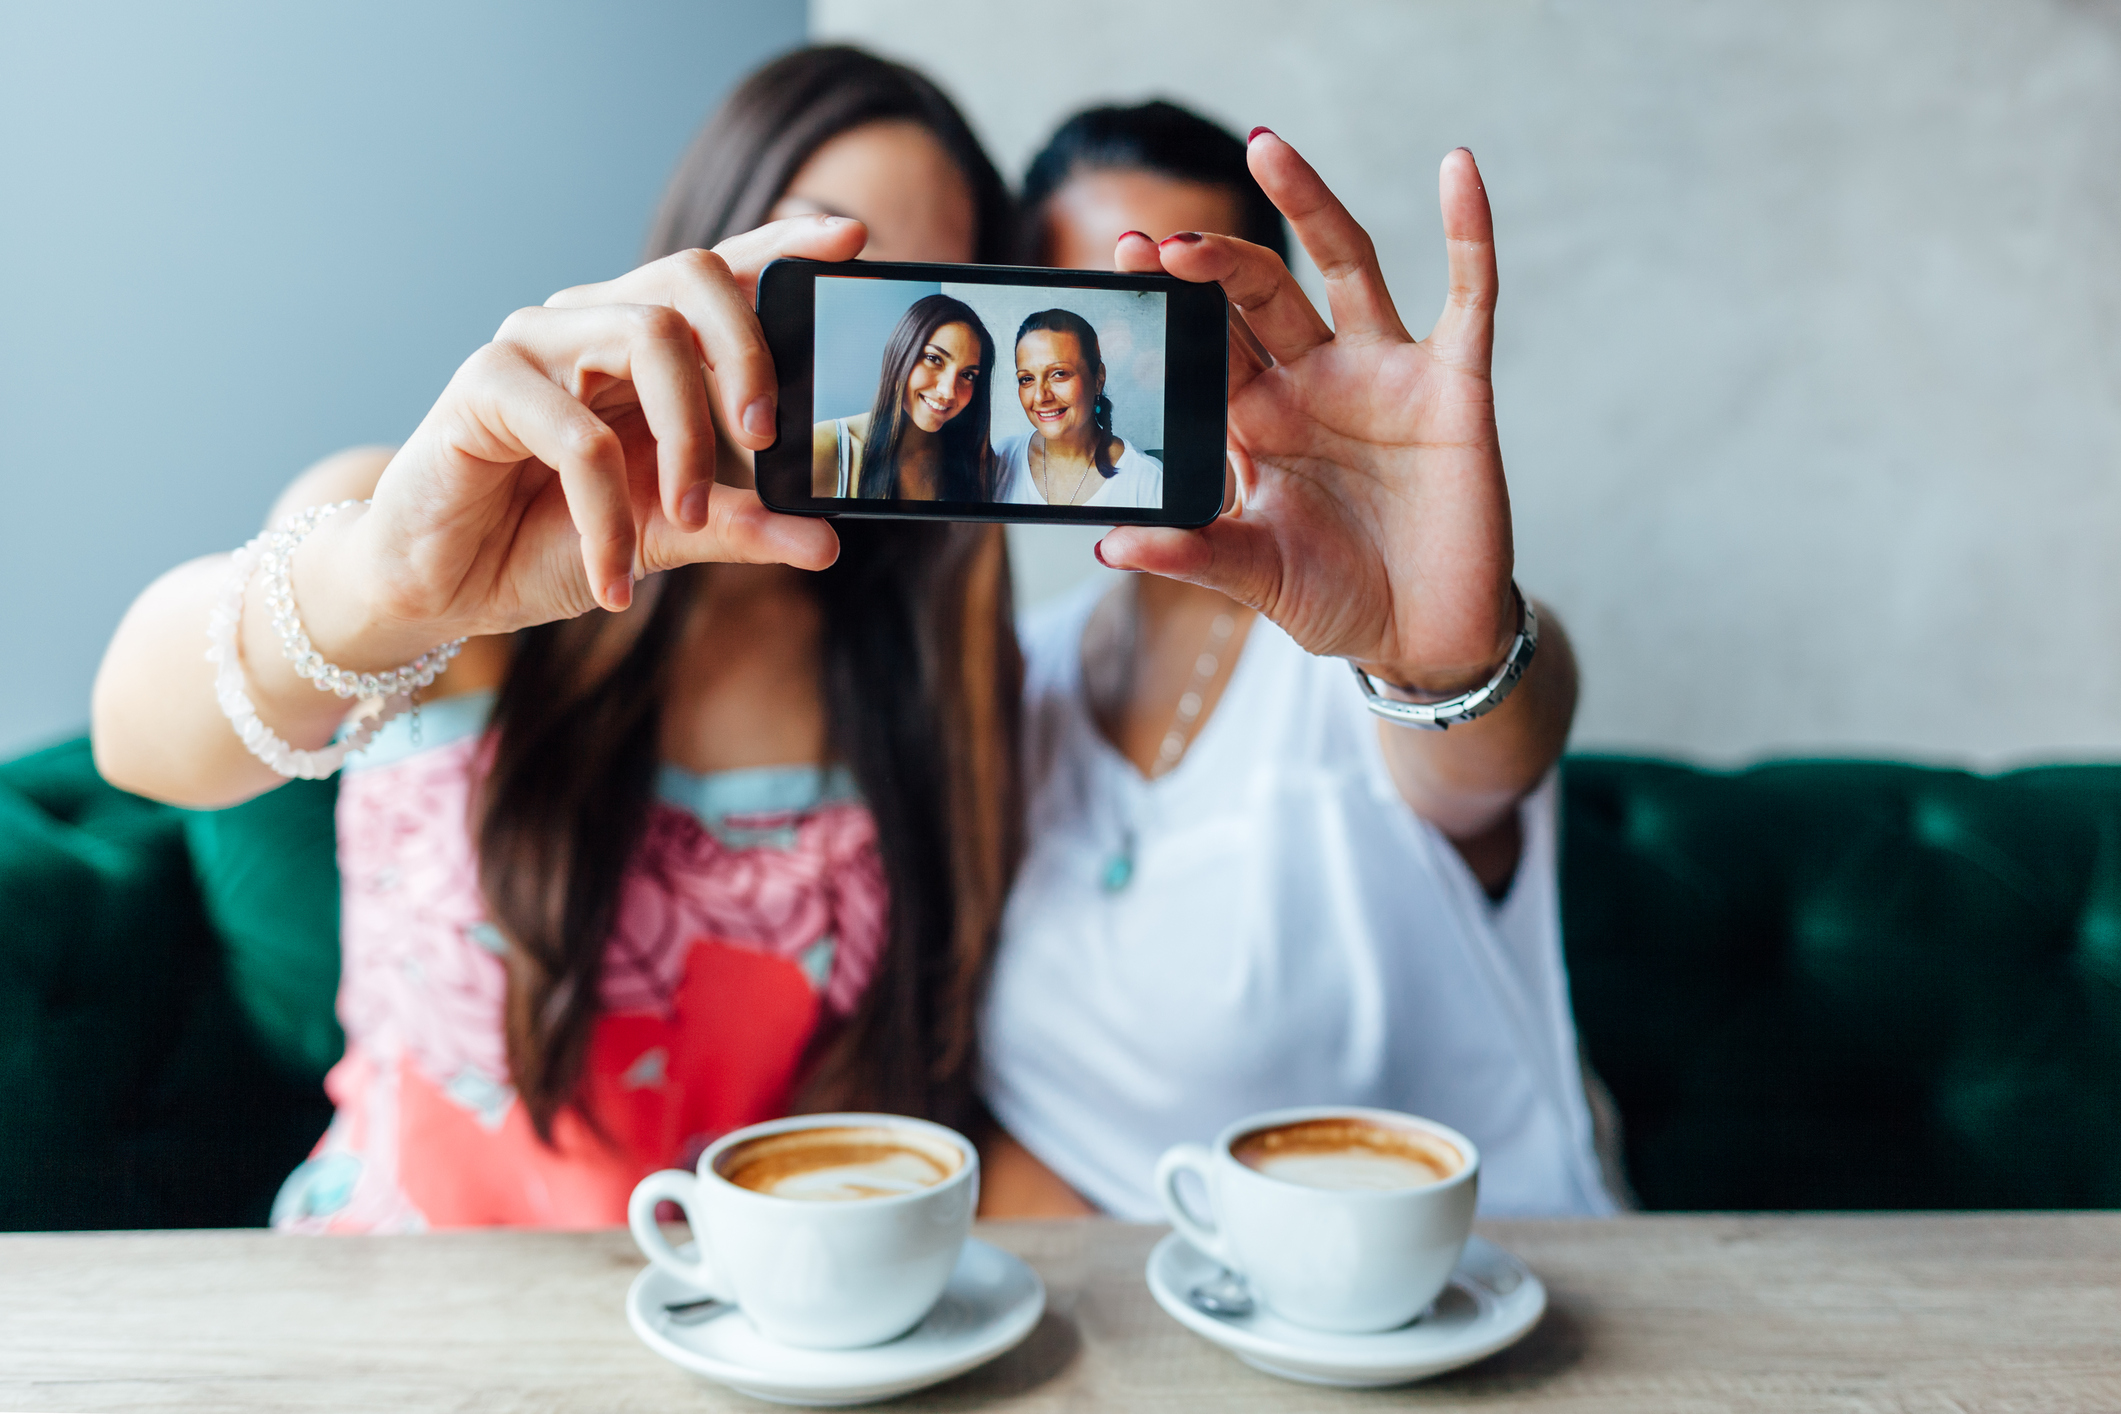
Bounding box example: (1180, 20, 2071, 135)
(755, 258, 1227, 527)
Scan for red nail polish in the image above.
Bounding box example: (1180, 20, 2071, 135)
(1121, 230, 1151, 243)
(1163, 231, 1204, 245)
(1093, 539, 1111, 568)
(1248, 126, 1275, 143)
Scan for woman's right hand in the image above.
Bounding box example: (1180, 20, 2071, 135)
(298, 216, 866, 668)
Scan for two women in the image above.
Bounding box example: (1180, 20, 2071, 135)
(817, 297, 1162, 509)
(94, 49, 1611, 1230)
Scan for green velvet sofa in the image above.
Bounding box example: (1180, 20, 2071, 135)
(4, 738, 2118, 1230)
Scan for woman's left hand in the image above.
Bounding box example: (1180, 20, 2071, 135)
(1103, 136, 1515, 695)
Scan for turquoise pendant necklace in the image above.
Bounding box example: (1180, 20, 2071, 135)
(1101, 608, 1238, 893)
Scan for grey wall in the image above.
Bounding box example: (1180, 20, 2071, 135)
(819, 0, 2121, 766)
(0, 0, 806, 757)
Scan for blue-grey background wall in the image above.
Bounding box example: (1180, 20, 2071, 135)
(0, 0, 807, 756)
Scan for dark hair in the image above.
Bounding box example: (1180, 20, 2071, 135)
(1015, 309, 1116, 478)
(858, 294, 996, 501)
(480, 46, 1023, 1142)
(1018, 100, 1290, 265)
(646, 45, 1013, 265)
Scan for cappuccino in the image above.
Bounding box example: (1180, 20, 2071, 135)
(719, 1124, 962, 1202)
(1232, 1117, 1462, 1192)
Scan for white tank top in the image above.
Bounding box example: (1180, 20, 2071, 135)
(978, 583, 1615, 1219)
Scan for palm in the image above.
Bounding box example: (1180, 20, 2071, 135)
(1107, 143, 1515, 690)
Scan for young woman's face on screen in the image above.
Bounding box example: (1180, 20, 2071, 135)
(768, 119, 978, 262)
(1016, 330, 1102, 444)
(905, 321, 982, 432)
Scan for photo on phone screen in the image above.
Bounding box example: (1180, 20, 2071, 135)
(756, 260, 1227, 527)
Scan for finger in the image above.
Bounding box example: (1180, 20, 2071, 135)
(550, 249, 774, 468)
(493, 303, 719, 533)
(1114, 229, 1165, 274)
(1117, 230, 1269, 390)
(1245, 128, 1410, 343)
(1428, 147, 1498, 373)
(1154, 230, 1333, 366)
(464, 347, 638, 611)
(1096, 515, 1286, 620)
(547, 213, 866, 308)
(547, 216, 870, 470)
(1117, 231, 1268, 395)
(643, 485, 840, 575)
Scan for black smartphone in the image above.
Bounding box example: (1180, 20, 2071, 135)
(755, 258, 1227, 526)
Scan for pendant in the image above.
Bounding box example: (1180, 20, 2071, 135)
(1102, 830, 1136, 893)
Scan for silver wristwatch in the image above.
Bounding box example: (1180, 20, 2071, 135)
(1350, 585, 1538, 731)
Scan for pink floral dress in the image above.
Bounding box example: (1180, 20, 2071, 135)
(271, 693, 888, 1232)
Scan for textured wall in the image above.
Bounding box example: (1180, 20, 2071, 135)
(0, 0, 807, 757)
(818, 0, 2121, 765)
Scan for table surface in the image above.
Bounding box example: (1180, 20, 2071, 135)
(2, 1214, 2118, 1412)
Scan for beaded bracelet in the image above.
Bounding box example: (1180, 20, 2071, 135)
(205, 501, 466, 779)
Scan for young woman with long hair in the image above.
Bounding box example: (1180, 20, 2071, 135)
(810, 293, 998, 501)
(91, 46, 1023, 1231)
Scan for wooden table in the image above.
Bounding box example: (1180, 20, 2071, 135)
(2, 1215, 2117, 1411)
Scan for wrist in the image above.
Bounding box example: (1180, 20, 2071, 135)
(1358, 600, 1520, 701)
(290, 506, 455, 673)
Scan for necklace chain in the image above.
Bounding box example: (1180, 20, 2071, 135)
(1033, 435, 1098, 506)
(1149, 609, 1239, 778)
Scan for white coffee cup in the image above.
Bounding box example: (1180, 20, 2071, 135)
(628, 1112, 978, 1350)
(1154, 1105, 1479, 1334)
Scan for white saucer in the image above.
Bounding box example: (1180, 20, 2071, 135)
(1145, 1233, 1545, 1388)
(625, 1237, 1044, 1407)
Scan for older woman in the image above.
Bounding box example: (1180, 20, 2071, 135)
(976, 102, 1618, 1221)
(994, 308, 1164, 509)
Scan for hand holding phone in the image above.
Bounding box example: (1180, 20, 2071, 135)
(755, 260, 1228, 527)
(1097, 138, 1523, 698)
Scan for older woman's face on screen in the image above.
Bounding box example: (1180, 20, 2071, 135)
(768, 119, 978, 262)
(1016, 330, 1100, 443)
(906, 321, 982, 432)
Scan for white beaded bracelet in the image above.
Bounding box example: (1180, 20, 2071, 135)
(205, 501, 466, 779)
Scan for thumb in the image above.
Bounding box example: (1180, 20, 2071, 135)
(1097, 516, 1285, 618)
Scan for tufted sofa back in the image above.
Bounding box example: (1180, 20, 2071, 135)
(1562, 757, 2121, 1209)
(5, 741, 2120, 1227)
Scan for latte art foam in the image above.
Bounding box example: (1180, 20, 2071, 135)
(1232, 1118, 1462, 1192)
(719, 1126, 961, 1202)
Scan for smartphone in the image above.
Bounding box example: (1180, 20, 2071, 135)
(755, 258, 1227, 526)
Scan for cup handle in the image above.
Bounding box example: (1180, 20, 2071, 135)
(627, 1168, 734, 1300)
(1155, 1142, 1236, 1267)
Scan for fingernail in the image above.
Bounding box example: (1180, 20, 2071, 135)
(1093, 538, 1111, 568)
(743, 397, 775, 440)
(679, 483, 712, 530)
(1120, 230, 1151, 243)
(1163, 231, 1204, 245)
(605, 575, 633, 610)
(1247, 126, 1276, 143)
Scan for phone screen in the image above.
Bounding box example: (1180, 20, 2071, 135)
(756, 260, 1226, 526)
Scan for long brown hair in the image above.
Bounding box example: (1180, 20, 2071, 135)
(477, 46, 1022, 1141)
(859, 294, 997, 501)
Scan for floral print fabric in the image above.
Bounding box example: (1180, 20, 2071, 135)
(273, 721, 888, 1233)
